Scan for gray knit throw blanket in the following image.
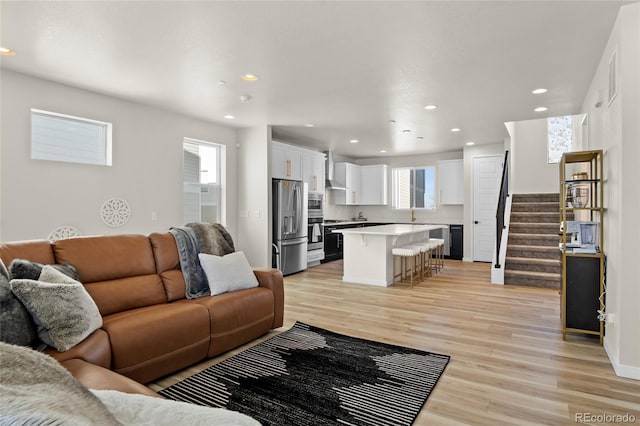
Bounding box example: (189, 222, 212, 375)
(170, 223, 236, 299)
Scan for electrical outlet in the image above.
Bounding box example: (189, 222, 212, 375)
(606, 313, 615, 326)
(151, 211, 158, 221)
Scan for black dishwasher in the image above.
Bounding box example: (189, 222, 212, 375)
(321, 225, 343, 263)
(449, 224, 463, 260)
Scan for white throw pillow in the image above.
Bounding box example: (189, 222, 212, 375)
(198, 251, 259, 296)
(10, 265, 102, 351)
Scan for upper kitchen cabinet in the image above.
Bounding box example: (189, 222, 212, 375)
(334, 163, 387, 205)
(272, 141, 302, 181)
(438, 159, 464, 205)
(359, 165, 388, 205)
(334, 162, 360, 205)
(302, 150, 325, 194)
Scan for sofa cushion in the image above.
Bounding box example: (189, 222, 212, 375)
(148, 232, 186, 302)
(84, 274, 167, 316)
(102, 303, 210, 383)
(10, 266, 103, 352)
(53, 235, 156, 283)
(180, 287, 274, 357)
(0, 240, 55, 267)
(199, 251, 259, 296)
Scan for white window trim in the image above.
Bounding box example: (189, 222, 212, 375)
(391, 165, 436, 211)
(31, 108, 112, 166)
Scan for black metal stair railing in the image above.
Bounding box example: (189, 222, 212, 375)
(495, 150, 510, 269)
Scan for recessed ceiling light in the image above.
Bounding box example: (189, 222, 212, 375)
(388, 119, 396, 123)
(242, 74, 259, 82)
(380, 150, 387, 153)
(224, 114, 235, 119)
(417, 136, 424, 140)
(349, 139, 359, 144)
(532, 88, 547, 94)
(402, 129, 411, 133)
(466, 142, 475, 146)
(450, 128, 461, 132)
(304, 124, 315, 128)
(424, 105, 437, 110)
(217, 80, 226, 85)
(0, 47, 15, 55)
(534, 107, 548, 112)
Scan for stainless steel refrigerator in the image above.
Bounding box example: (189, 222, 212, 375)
(272, 179, 308, 275)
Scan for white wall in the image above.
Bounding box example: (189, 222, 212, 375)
(0, 71, 238, 242)
(463, 142, 505, 262)
(354, 151, 464, 225)
(509, 118, 559, 194)
(236, 126, 271, 268)
(581, 3, 640, 379)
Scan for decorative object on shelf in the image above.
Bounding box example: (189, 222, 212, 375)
(47, 225, 81, 242)
(569, 182, 590, 208)
(571, 171, 589, 180)
(100, 198, 131, 227)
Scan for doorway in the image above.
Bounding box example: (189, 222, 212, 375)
(472, 155, 504, 262)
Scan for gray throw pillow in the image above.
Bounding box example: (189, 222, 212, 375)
(0, 273, 40, 348)
(10, 265, 103, 352)
(0, 341, 120, 425)
(9, 258, 80, 281)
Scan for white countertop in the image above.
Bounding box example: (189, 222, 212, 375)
(334, 224, 446, 236)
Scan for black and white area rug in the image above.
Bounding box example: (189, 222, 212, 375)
(159, 322, 450, 426)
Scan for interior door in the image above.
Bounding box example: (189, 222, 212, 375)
(473, 155, 503, 262)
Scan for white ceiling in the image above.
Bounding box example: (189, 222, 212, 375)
(0, 1, 632, 158)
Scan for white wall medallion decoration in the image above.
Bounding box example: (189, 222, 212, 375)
(100, 197, 131, 227)
(48, 225, 81, 242)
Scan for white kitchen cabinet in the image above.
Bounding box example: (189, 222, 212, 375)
(334, 162, 360, 205)
(359, 165, 388, 205)
(302, 150, 325, 194)
(272, 141, 302, 181)
(438, 159, 464, 205)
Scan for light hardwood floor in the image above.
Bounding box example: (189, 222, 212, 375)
(151, 260, 640, 425)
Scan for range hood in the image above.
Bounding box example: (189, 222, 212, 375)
(323, 151, 347, 190)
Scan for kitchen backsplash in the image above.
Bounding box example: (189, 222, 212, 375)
(323, 190, 356, 220)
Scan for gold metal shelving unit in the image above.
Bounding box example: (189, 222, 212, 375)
(560, 150, 605, 344)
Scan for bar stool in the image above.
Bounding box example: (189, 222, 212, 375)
(429, 238, 445, 273)
(392, 245, 421, 288)
(412, 240, 434, 280)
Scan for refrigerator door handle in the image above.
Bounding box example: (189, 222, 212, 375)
(280, 238, 307, 246)
(293, 184, 300, 234)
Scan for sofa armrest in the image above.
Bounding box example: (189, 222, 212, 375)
(60, 359, 161, 398)
(253, 268, 284, 329)
(45, 329, 111, 369)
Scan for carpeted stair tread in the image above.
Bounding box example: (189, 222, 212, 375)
(505, 256, 561, 273)
(512, 193, 559, 203)
(509, 222, 560, 235)
(504, 270, 561, 289)
(508, 233, 559, 246)
(510, 212, 560, 223)
(511, 202, 559, 213)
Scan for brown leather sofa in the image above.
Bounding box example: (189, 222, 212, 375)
(0, 232, 284, 387)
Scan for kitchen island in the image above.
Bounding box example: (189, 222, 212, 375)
(334, 224, 447, 286)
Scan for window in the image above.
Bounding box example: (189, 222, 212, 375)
(548, 115, 573, 164)
(31, 109, 112, 166)
(392, 166, 436, 210)
(183, 138, 225, 224)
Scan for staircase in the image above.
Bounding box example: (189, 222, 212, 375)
(504, 193, 562, 289)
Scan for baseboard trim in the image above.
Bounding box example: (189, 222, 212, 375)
(342, 275, 389, 287)
(604, 339, 640, 380)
